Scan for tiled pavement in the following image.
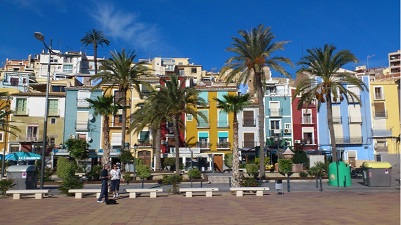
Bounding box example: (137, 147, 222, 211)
(0, 191, 399, 225)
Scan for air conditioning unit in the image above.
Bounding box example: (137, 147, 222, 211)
(294, 140, 301, 144)
(284, 128, 291, 134)
(68, 134, 76, 139)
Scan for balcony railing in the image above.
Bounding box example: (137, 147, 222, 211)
(243, 118, 256, 127)
(349, 115, 362, 123)
(268, 108, 283, 117)
(216, 142, 231, 149)
(197, 122, 210, 128)
(196, 142, 211, 148)
(374, 93, 385, 100)
(242, 141, 257, 148)
(48, 109, 60, 117)
(332, 116, 342, 123)
(374, 111, 387, 118)
(372, 129, 392, 137)
(17, 136, 42, 142)
(301, 117, 313, 124)
(375, 145, 388, 152)
(76, 121, 88, 131)
(301, 139, 315, 145)
(335, 137, 363, 144)
(269, 129, 282, 136)
(14, 109, 29, 116)
(217, 122, 229, 128)
(76, 98, 90, 108)
(137, 140, 151, 147)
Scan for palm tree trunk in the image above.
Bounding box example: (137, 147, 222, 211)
(256, 72, 266, 178)
(326, 95, 337, 162)
(155, 126, 162, 171)
(232, 115, 240, 187)
(173, 116, 180, 175)
(102, 116, 111, 166)
(93, 43, 98, 75)
(121, 89, 127, 151)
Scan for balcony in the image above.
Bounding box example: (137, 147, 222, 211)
(372, 129, 392, 137)
(76, 98, 90, 108)
(301, 117, 314, 124)
(48, 109, 60, 117)
(269, 129, 282, 136)
(375, 145, 388, 152)
(196, 142, 211, 149)
(243, 118, 256, 127)
(335, 137, 363, 144)
(197, 122, 210, 128)
(349, 115, 362, 123)
(332, 116, 342, 123)
(242, 141, 257, 148)
(217, 122, 229, 128)
(374, 93, 385, 100)
(268, 108, 282, 117)
(17, 136, 42, 142)
(137, 140, 151, 147)
(216, 142, 231, 149)
(374, 111, 388, 119)
(75, 121, 88, 131)
(14, 109, 29, 116)
(301, 139, 315, 145)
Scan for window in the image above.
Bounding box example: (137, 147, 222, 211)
(27, 125, 38, 141)
(16, 98, 27, 115)
(197, 109, 209, 128)
(243, 133, 255, 148)
(63, 64, 73, 73)
(76, 111, 89, 130)
(50, 118, 56, 124)
(270, 120, 280, 137)
(303, 132, 313, 144)
(0, 132, 3, 142)
(374, 102, 386, 118)
(218, 131, 229, 144)
(191, 68, 197, 73)
(243, 111, 255, 127)
(198, 132, 209, 148)
(266, 86, 277, 95)
(111, 133, 122, 149)
(216, 92, 228, 101)
(347, 86, 360, 103)
(374, 87, 384, 100)
(198, 92, 208, 106)
(139, 131, 150, 143)
(77, 91, 90, 107)
(49, 137, 55, 145)
(113, 115, 123, 126)
(217, 110, 228, 127)
(10, 145, 19, 153)
(269, 102, 280, 117)
(302, 109, 312, 124)
(187, 114, 193, 121)
(114, 91, 123, 104)
(48, 99, 58, 116)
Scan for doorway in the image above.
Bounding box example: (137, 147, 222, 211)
(213, 154, 223, 172)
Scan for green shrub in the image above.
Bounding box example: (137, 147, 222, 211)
(254, 157, 270, 167)
(240, 178, 261, 187)
(123, 173, 132, 184)
(0, 179, 15, 196)
(278, 158, 293, 175)
(188, 168, 202, 179)
(56, 158, 77, 180)
(163, 158, 176, 170)
(224, 153, 233, 169)
(58, 177, 84, 196)
(299, 171, 308, 177)
(292, 150, 309, 168)
(162, 174, 182, 194)
(87, 165, 102, 181)
(245, 163, 258, 178)
(136, 165, 151, 180)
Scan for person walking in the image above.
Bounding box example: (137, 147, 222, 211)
(97, 164, 110, 203)
(110, 164, 121, 198)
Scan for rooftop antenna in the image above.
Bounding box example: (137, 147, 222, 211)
(367, 54, 375, 70)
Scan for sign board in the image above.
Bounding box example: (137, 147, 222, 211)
(22, 172, 27, 178)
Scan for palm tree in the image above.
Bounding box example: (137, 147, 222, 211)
(158, 75, 207, 174)
(86, 95, 119, 166)
(91, 49, 150, 152)
(213, 93, 250, 187)
(293, 44, 367, 162)
(130, 90, 166, 171)
(221, 24, 293, 177)
(81, 29, 110, 75)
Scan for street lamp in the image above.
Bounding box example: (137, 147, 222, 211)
(133, 143, 138, 180)
(34, 32, 52, 189)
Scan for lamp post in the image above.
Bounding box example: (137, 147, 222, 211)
(34, 32, 52, 189)
(133, 143, 138, 180)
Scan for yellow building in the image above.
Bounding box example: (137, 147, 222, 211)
(370, 80, 400, 164)
(186, 82, 237, 172)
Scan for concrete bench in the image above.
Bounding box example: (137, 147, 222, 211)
(125, 188, 163, 198)
(230, 187, 270, 197)
(6, 189, 50, 200)
(179, 187, 219, 197)
(68, 189, 101, 199)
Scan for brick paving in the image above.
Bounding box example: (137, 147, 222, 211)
(0, 191, 399, 225)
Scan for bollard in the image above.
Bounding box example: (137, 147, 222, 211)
(229, 177, 231, 187)
(201, 180, 203, 188)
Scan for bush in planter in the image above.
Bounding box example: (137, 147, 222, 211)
(56, 157, 77, 180)
(240, 178, 261, 187)
(123, 173, 132, 185)
(224, 153, 233, 169)
(163, 158, 176, 171)
(299, 171, 308, 177)
(87, 165, 102, 181)
(188, 168, 202, 179)
(245, 163, 258, 178)
(292, 150, 309, 168)
(0, 179, 15, 196)
(136, 165, 151, 180)
(58, 177, 84, 196)
(162, 174, 182, 194)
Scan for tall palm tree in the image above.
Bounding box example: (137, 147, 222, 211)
(213, 93, 250, 187)
(86, 95, 119, 166)
(130, 90, 166, 171)
(91, 49, 150, 152)
(81, 29, 110, 75)
(293, 44, 367, 162)
(221, 24, 293, 177)
(158, 75, 207, 174)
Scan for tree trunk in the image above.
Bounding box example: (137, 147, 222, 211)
(121, 89, 127, 151)
(152, 126, 161, 171)
(326, 93, 337, 162)
(173, 115, 180, 175)
(102, 116, 111, 166)
(231, 115, 240, 187)
(256, 72, 266, 178)
(93, 43, 98, 75)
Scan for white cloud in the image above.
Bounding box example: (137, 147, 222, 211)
(89, 2, 162, 52)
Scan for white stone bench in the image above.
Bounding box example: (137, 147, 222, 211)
(68, 189, 101, 199)
(179, 187, 219, 197)
(125, 188, 163, 198)
(6, 189, 50, 200)
(230, 187, 270, 197)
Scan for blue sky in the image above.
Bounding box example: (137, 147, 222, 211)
(1, 0, 400, 77)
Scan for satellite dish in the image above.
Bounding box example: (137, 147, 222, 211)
(88, 114, 94, 121)
(86, 137, 92, 142)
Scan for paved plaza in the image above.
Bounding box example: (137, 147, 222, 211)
(0, 181, 399, 225)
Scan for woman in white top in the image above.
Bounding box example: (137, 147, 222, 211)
(110, 164, 121, 198)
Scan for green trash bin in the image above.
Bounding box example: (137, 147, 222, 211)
(362, 162, 392, 187)
(328, 161, 352, 187)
